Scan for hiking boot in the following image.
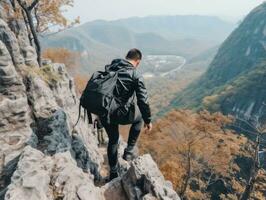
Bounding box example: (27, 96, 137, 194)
(122, 146, 137, 161)
(108, 171, 119, 182)
(106, 164, 120, 182)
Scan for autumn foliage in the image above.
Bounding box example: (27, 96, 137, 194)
(32, 0, 80, 34)
(42, 48, 80, 71)
(136, 110, 251, 199)
(74, 74, 88, 95)
(42, 47, 88, 94)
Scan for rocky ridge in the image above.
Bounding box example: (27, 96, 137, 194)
(0, 1, 179, 199)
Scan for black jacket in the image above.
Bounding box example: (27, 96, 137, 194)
(105, 59, 152, 124)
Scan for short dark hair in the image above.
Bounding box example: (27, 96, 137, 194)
(126, 48, 142, 60)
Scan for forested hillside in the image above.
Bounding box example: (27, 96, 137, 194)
(171, 3, 266, 125)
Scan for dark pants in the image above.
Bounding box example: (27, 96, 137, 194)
(101, 113, 143, 172)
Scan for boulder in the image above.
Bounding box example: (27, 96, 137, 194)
(32, 109, 101, 179)
(5, 146, 54, 200)
(101, 177, 128, 200)
(5, 146, 103, 200)
(122, 154, 180, 200)
(51, 151, 103, 200)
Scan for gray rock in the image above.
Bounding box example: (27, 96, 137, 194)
(21, 61, 103, 176)
(34, 109, 73, 154)
(101, 177, 128, 200)
(5, 146, 54, 200)
(122, 154, 180, 200)
(47, 63, 103, 176)
(20, 45, 38, 67)
(24, 63, 103, 173)
(31, 109, 100, 180)
(143, 194, 159, 200)
(5, 146, 103, 200)
(25, 73, 59, 118)
(0, 156, 19, 199)
(52, 151, 103, 200)
(42, 59, 52, 66)
(71, 134, 101, 180)
(0, 40, 32, 165)
(0, 19, 24, 67)
(0, 0, 38, 67)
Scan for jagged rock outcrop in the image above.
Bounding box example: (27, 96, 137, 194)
(0, 0, 37, 68)
(32, 109, 100, 178)
(101, 152, 180, 200)
(122, 154, 180, 200)
(5, 146, 103, 200)
(0, 19, 24, 67)
(5, 147, 179, 200)
(0, 1, 102, 196)
(0, 40, 32, 165)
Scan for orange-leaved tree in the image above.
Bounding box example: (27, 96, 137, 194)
(9, 0, 79, 66)
(42, 48, 81, 72)
(138, 110, 248, 199)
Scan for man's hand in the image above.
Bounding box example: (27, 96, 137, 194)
(144, 123, 152, 133)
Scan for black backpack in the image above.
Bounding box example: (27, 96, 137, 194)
(73, 68, 127, 127)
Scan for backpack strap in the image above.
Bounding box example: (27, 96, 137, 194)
(84, 108, 87, 122)
(87, 111, 93, 124)
(130, 69, 137, 104)
(72, 102, 93, 134)
(72, 102, 82, 133)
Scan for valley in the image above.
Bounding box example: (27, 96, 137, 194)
(141, 55, 186, 78)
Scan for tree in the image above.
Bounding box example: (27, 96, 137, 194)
(138, 110, 241, 199)
(171, 111, 232, 198)
(32, 0, 80, 36)
(42, 47, 81, 72)
(232, 110, 266, 200)
(17, 0, 42, 65)
(10, 0, 79, 67)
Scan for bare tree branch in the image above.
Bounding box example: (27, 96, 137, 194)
(28, 0, 39, 11)
(17, 0, 42, 66)
(16, 0, 27, 10)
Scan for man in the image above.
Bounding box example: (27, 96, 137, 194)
(100, 48, 152, 181)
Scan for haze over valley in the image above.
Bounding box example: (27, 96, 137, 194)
(42, 15, 229, 116)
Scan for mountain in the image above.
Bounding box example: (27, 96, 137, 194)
(203, 62, 266, 118)
(171, 2, 266, 123)
(111, 15, 234, 41)
(42, 15, 235, 73)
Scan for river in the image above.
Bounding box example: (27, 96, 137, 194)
(142, 55, 187, 79)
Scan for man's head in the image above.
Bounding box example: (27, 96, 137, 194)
(126, 48, 142, 68)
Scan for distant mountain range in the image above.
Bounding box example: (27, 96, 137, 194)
(42, 15, 235, 72)
(109, 15, 234, 41)
(171, 2, 266, 123)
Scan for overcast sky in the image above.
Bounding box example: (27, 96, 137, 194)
(65, 0, 265, 23)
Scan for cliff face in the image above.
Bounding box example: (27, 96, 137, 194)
(171, 2, 266, 123)
(0, 1, 179, 200)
